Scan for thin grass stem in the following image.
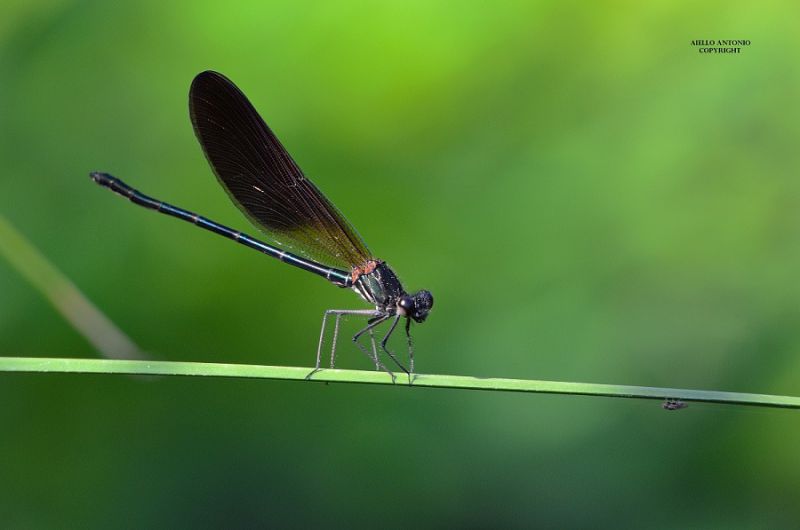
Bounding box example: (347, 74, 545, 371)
(0, 357, 797, 409)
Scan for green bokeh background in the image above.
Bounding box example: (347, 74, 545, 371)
(2, 1, 800, 527)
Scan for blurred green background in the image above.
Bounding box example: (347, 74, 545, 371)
(2, 1, 800, 527)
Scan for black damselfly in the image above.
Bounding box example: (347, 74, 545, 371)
(90, 71, 433, 376)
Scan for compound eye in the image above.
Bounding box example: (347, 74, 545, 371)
(410, 290, 433, 322)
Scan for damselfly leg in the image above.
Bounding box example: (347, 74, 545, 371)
(405, 318, 414, 375)
(352, 314, 410, 377)
(310, 309, 385, 377)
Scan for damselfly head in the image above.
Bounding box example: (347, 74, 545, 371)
(408, 290, 434, 323)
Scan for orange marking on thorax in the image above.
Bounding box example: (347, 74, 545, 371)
(351, 260, 382, 282)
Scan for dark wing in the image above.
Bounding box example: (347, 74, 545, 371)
(189, 70, 372, 270)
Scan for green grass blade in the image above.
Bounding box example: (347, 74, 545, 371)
(0, 215, 145, 359)
(1, 357, 797, 409)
